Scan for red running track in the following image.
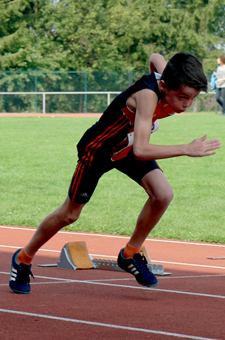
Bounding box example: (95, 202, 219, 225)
(0, 225, 225, 340)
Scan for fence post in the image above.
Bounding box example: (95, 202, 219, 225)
(43, 93, 46, 114)
(35, 70, 38, 113)
(129, 70, 133, 86)
(107, 92, 110, 106)
(84, 71, 87, 113)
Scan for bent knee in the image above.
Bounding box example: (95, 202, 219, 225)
(54, 211, 79, 226)
(57, 205, 81, 226)
(152, 187, 174, 208)
(65, 212, 80, 225)
(56, 200, 84, 226)
(65, 206, 84, 224)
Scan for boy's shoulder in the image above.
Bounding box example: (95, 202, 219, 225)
(137, 72, 160, 84)
(134, 72, 160, 96)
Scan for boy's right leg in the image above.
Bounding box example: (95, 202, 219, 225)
(24, 196, 85, 258)
(9, 156, 109, 294)
(9, 196, 85, 294)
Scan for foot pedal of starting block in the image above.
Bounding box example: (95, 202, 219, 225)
(140, 245, 152, 263)
(140, 246, 171, 276)
(93, 246, 171, 276)
(92, 259, 170, 275)
(57, 241, 93, 270)
(92, 259, 123, 271)
(92, 258, 154, 272)
(152, 264, 171, 276)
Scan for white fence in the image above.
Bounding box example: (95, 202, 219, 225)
(0, 91, 216, 114)
(0, 91, 121, 114)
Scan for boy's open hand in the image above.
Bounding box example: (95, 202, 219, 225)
(187, 134, 221, 157)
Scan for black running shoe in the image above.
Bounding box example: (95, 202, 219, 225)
(9, 249, 34, 294)
(117, 248, 158, 287)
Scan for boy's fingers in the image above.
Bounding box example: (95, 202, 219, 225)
(205, 151, 216, 156)
(206, 139, 221, 150)
(201, 134, 207, 141)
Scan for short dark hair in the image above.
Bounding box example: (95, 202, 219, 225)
(161, 52, 208, 92)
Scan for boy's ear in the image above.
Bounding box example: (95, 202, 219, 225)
(159, 80, 167, 93)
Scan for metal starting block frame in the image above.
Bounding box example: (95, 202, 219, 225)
(38, 242, 171, 276)
(92, 259, 170, 276)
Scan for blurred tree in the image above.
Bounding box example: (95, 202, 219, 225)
(0, 0, 224, 74)
(25, 0, 119, 70)
(0, 0, 40, 70)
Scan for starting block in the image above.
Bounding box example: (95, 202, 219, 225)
(38, 241, 171, 276)
(57, 241, 93, 270)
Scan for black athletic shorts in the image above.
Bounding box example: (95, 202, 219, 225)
(68, 148, 160, 204)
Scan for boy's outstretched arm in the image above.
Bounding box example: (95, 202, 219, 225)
(149, 54, 166, 74)
(132, 90, 221, 161)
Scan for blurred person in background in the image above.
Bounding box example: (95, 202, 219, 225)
(214, 55, 225, 115)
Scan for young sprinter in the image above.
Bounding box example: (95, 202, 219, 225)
(9, 52, 221, 293)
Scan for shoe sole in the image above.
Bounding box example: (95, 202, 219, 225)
(9, 286, 30, 294)
(118, 263, 158, 287)
(136, 280, 158, 287)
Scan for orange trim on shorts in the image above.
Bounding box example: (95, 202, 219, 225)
(82, 115, 129, 166)
(70, 161, 85, 201)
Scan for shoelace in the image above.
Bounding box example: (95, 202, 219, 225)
(133, 254, 149, 273)
(18, 263, 34, 282)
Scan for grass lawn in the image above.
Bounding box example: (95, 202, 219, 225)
(0, 113, 225, 243)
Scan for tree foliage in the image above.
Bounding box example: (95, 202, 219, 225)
(0, 0, 39, 70)
(0, 0, 224, 73)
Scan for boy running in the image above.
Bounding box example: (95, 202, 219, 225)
(9, 52, 221, 294)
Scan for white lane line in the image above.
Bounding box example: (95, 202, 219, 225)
(2, 272, 225, 286)
(0, 281, 71, 287)
(2, 246, 225, 271)
(1, 245, 225, 270)
(0, 226, 36, 231)
(90, 256, 225, 270)
(152, 260, 225, 270)
(2, 272, 225, 299)
(0, 245, 61, 253)
(90, 274, 225, 281)
(157, 274, 225, 279)
(1, 225, 225, 248)
(82, 281, 225, 299)
(0, 309, 221, 340)
(0, 272, 69, 281)
(0, 244, 225, 269)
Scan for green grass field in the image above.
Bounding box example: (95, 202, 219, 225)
(1, 113, 225, 243)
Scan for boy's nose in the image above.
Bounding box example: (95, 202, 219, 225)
(185, 99, 193, 108)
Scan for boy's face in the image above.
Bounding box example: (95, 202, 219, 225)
(160, 81, 200, 113)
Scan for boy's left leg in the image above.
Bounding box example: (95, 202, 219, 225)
(117, 168, 173, 287)
(128, 169, 173, 249)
